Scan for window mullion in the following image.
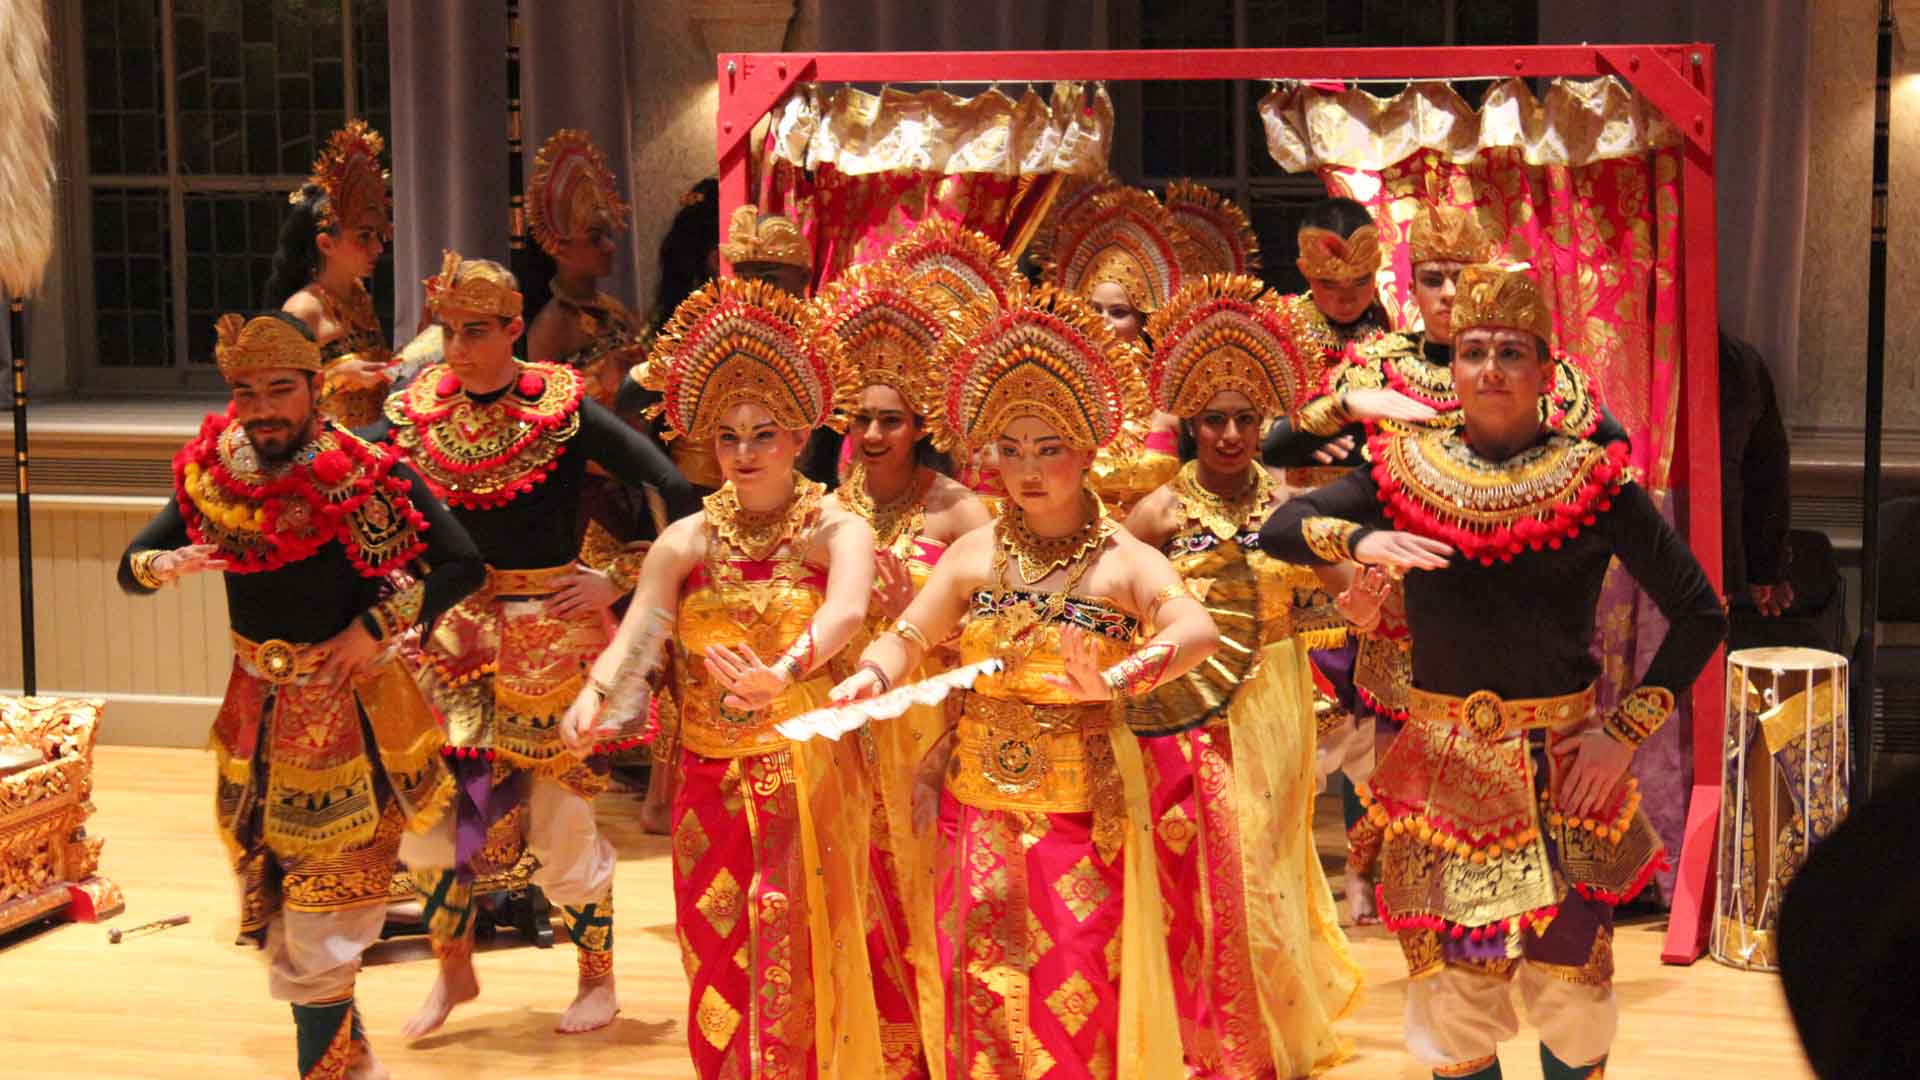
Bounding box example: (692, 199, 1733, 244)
(158, 0, 190, 382)
(1230, 0, 1250, 215)
(343, 1, 358, 120)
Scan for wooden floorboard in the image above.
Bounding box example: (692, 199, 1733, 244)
(0, 747, 1814, 1078)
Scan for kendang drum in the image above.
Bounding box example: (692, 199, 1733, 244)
(1711, 646, 1851, 971)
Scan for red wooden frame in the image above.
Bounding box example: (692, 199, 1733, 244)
(715, 44, 1725, 965)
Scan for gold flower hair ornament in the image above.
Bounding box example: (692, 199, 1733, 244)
(639, 276, 853, 442)
(1164, 180, 1261, 277)
(1295, 222, 1381, 282)
(213, 313, 323, 381)
(1033, 185, 1194, 313)
(294, 119, 391, 239)
(938, 280, 1148, 454)
(720, 205, 810, 270)
(884, 216, 1020, 319)
(1146, 274, 1315, 420)
(527, 128, 631, 259)
(815, 260, 951, 448)
(1450, 263, 1554, 343)
(424, 250, 524, 319)
(1407, 203, 1493, 267)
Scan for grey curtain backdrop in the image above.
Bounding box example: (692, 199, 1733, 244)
(388, 1, 636, 336)
(1540, 0, 1812, 397)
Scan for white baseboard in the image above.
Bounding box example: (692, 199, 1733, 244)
(0, 689, 216, 748)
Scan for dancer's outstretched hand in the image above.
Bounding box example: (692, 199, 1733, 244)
(1352, 531, 1453, 573)
(1553, 729, 1634, 819)
(705, 642, 788, 711)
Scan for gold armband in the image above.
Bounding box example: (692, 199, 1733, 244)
(129, 549, 169, 590)
(1145, 582, 1190, 623)
(1301, 517, 1362, 563)
(1603, 686, 1676, 748)
(365, 581, 425, 644)
(885, 618, 932, 651)
(1293, 393, 1355, 438)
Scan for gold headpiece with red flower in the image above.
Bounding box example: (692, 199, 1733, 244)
(1408, 203, 1492, 267)
(1164, 180, 1261, 277)
(884, 216, 1020, 318)
(1033, 185, 1193, 313)
(938, 280, 1147, 453)
(527, 128, 631, 258)
(295, 119, 391, 239)
(639, 276, 852, 442)
(719, 205, 810, 270)
(816, 260, 950, 447)
(1296, 222, 1381, 282)
(1451, 263, 1553, 343)
(213, 313, 322, 381)
(1146, 274, 1315, 420)
(424, 250, 523, 319)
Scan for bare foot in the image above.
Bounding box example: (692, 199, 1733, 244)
(556, 975, 619, 1034)
(347, 1041, 390, 1080)
(1344, 869, 1380, 927)
(639, 772, 673, 835)
(402, 948, 480, 1040)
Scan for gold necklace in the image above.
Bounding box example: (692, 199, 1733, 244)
(841, 462, 930, 553)
(1001, 489, 1110, 586)
(1173, 460, 1278, 541)
(706, 474, 823, 562)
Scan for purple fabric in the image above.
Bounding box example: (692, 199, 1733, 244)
(449, 754, 528, 881)
(1309, 640, 1362, 713)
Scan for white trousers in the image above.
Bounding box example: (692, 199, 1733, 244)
(397, 775, 615, 907)
(264, 902, 388, 1004)
(1405, 965, 1617, 1070)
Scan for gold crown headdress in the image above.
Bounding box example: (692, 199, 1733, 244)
(527, 129, 631, 258)
(424, 250, 523, 319)
(884, 216, 1020, 318)
(1146, 274, 1315, 420)
(719, 205, 810, 270)
(1164, 181, 1261, 277)
(213, 313, 322, 381)
(938, 281, 1148, 453)
(1408, 203, 1492, 267)
(1451, 264, 1554, 342)
(640, 276, 853, 442)
(1295, 222, 1381, 282)
(815, 261, 950, 447)
(1033, 185, 1193, 313)
(294, 119, 391, 239)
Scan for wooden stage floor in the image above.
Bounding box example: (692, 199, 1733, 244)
(2, 747, 1812, 1079)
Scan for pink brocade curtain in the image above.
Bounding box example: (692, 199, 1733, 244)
(1265, 79, 1691, 898)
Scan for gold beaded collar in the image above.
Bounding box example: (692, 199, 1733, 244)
(998, 489, 1116, 586)
(1172, 460, 1279, 542)
(705, 475, 825, 563)
(840, 462, 932, 555)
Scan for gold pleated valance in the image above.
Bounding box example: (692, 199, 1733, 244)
(769, 82, 1115, 177)
(1259, 77, 1680, 173)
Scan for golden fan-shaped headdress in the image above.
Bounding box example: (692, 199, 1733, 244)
(527, 128, 631, 258)
(424, 250, 523, 319)
(1296, 221, 1381, 282)
(214, 313, 322, 381)
(1033, 185, 1194, 312)
(1451, 263, 1553, 342)
(1146, 274, 1316, 420)
(297, 119, 391, 238)
(639, 276, 853, 442)
(815, 260, 950, 446)
(938, 281, 1147, 453)
(1164, 180, 1261, 277)
(1408, 203, 1492, 267)
(884, 217, 1020, 318)
(720, 205, 810, 270)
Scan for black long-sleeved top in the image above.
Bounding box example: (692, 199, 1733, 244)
(117, 461, 485, 645)
(1262, 336, 1632, 467)
(1259, 446, 1725, 700)
(1719, 331, 1791, 590)
(363, 387, 698, 569)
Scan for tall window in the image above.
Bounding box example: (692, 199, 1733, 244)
(1134, 0, 1538, 294)
(75, 0, 391, 389)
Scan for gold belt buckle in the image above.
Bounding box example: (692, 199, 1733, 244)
(1461, 689, 1507, 739)
(253, 638, 302, 685)
(978, 699, 1048, 795)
